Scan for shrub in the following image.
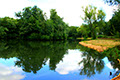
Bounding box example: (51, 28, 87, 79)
(98, 35, 106, 38)
(28, 33, 41, 40)
(41, 35, 50, 40)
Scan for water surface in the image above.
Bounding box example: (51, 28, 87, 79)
(0, 40, 119, 80)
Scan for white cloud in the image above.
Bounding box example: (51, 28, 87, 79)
(0, 0, 116, 26)
(89, 0, 115, 21)
(55, 49, 83, 75)
(0, 63, 25, 80)
(0, 0, 35, 18)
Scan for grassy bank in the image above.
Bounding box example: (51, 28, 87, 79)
(79, 39, 120, 52)
(77, 37, 92, 40)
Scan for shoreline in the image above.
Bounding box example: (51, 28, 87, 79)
(79, 42, 107, 52)
(79, 39, 120, 52)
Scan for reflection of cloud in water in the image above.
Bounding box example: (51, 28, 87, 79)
(103, 57, 119, 71)
(106, 63, 113, 70)
(103, 57, 114, 70)
(56, 49, 83, 75)
(0, 63, 25, 80)
(104, 57, 118, 70)
(106, 63, 119, 71)
(83, 79, 89, 80)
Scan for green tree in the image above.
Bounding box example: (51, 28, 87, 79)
(0, 26, 8, 39)
(50, 9, 68, 40)
(44, 19, 54, 40)
(0, 17, 18, 39)
(109, 9, 120, 37)
(81, 5, 106, 39)
(15, 6, 68, 40)
(77, 24, 90, 39)
(68, 26, 78, 39)
(15, 6, 46, 39)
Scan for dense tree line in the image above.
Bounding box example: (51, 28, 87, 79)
(0, 6, 69, 40)
(0, 4, 120, 40)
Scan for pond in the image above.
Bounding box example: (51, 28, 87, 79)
(0, 40, 120, 80)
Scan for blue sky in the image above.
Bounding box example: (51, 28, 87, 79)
(0, 0, 117, 26)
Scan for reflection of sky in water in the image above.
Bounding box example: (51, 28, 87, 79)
(56, 49, 83, 75)
(0, 58, 25, 80)
(56, 50, 117, 75)
(0, 49, 118, 80)
(103, 57, 118, 70)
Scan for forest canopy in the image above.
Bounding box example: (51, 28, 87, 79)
(0, 4, 119, 40)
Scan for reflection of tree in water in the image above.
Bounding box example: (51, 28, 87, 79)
(0, 41, 71, 73)
(103, 46, 120, 78)
(16, 41, 69, 73)
(1, 40, 119, 77)
(15, 42, 48, 73)
(0, 40, 19, 59)
(78, 45, 105, 77)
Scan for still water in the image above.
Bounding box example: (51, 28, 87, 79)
(0, 40, 119, 80)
